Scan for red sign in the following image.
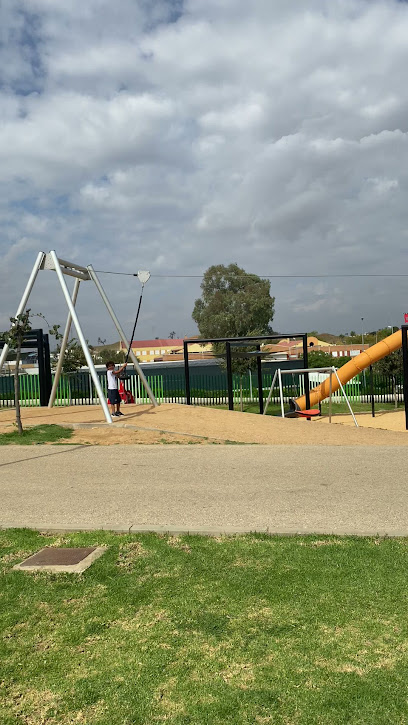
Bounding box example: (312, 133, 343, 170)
(405, 313, 408, 324)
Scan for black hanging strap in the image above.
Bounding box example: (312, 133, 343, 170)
(122, 270, 151, 371)
(124, 286, 144, 365)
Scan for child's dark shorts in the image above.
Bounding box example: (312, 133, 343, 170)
(108, 389, 121, 405)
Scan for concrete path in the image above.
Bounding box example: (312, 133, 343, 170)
(1, 445, 408, 535)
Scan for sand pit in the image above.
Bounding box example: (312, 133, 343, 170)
(319, 410, 408, 433)
(1, 402, 408, 446)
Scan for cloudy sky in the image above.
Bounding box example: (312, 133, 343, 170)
(1, 0, 408, 344)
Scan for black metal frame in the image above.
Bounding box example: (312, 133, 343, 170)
(402, 325, 408, 431)
(369, 365, 375, 418)
(183, 334, 310, 414)
(0, 329, 52, 406)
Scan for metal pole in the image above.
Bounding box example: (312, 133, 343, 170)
(37, 329, 47, 406)
(87, 265, 157, 407)
(334, 368, 358, 428)
(226, 342, 234, 411)
(263, 370, 277, 415)
(48, 277, 80, 407)
(43, 334, 53, 403)
(50, 251, 112, 424)
(329, 371, 332, 423)
(278, 369, 285, 418)
(302, 335, 311, 412)
(0, 251, 45, 371)
(257, 344, 264, 414)
(370, 365, 375, 418)
(402, 325, 408, 431)
(183, 340, 191, 405)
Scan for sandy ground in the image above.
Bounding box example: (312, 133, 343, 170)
(1, 402, 408, 445)
(319, 409, 408, 432)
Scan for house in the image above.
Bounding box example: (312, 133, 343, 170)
(118, 338, 214, 363)
(261, 337, 369, 361)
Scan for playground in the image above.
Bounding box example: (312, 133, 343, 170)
(1, 401, 408, 445)
(1, 250, 408, 442)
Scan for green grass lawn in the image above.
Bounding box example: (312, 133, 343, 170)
(0, 425, 73, 445)
(2, 530, 408, 724)
(232, 401, 399, 416)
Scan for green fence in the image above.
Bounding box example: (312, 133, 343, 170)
(0, 373, 41, 407)
(0, 369, 405, 409)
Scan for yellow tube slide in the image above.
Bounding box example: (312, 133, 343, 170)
(295, 330, 402, 410)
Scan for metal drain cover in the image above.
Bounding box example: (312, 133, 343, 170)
(14, 546, 107, 573)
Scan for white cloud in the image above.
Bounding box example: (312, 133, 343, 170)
(1, 0, 408, 341)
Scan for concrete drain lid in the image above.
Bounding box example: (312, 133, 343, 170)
(13, 547, 107, 573)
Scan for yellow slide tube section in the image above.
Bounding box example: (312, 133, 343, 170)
(295, 330, 402, 410)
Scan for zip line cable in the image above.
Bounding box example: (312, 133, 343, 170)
(93, 270, 408, 279)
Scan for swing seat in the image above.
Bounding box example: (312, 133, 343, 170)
(285, 409, 319, 418)
(285, 400, 320, 419)
(294, 409, 320, 418)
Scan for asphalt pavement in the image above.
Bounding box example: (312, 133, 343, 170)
(1, 444, 407, 535)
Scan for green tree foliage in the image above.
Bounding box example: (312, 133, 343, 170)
(95, 347, 127, 365)
(307, 350, 351, 369)
(373, 349, 403, 378)
(1, 310, 32, 433)
(48, 325, 88, 373)
(192, 264, 275, 375)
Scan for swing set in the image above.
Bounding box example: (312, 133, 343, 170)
(263, 366, 358, 427)
(0, 251, 158, 424)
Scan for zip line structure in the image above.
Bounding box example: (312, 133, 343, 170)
(0, 251, 158, 424)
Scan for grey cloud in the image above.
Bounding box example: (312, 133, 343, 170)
(1, 0, 408, 342)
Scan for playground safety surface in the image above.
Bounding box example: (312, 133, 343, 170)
(1, 403, 408, 445)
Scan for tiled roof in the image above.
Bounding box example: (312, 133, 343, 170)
(121, 339, 184, 348)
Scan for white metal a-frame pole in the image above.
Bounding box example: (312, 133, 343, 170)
(87, 265, 158, 407)
(333, 367, 359, 428)
(263, 370, 277, 415)
(49, 251, 112, 424)
(0, 251, 46, 372)
(48, 277, 81, 408)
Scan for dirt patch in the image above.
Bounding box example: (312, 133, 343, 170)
(65, 428, 221, 445)
(1, 403, 408, 446)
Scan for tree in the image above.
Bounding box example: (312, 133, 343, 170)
(1, 310, 32, 434)
(374, 349, 403, 378)
(48, 325, 88, 374)
(193, 264, 275, 408)
(94, 347, 127, 365)
(193, 263, 274, 341)
(307, 350, 351, 369)
(374, 350, 403, 408)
